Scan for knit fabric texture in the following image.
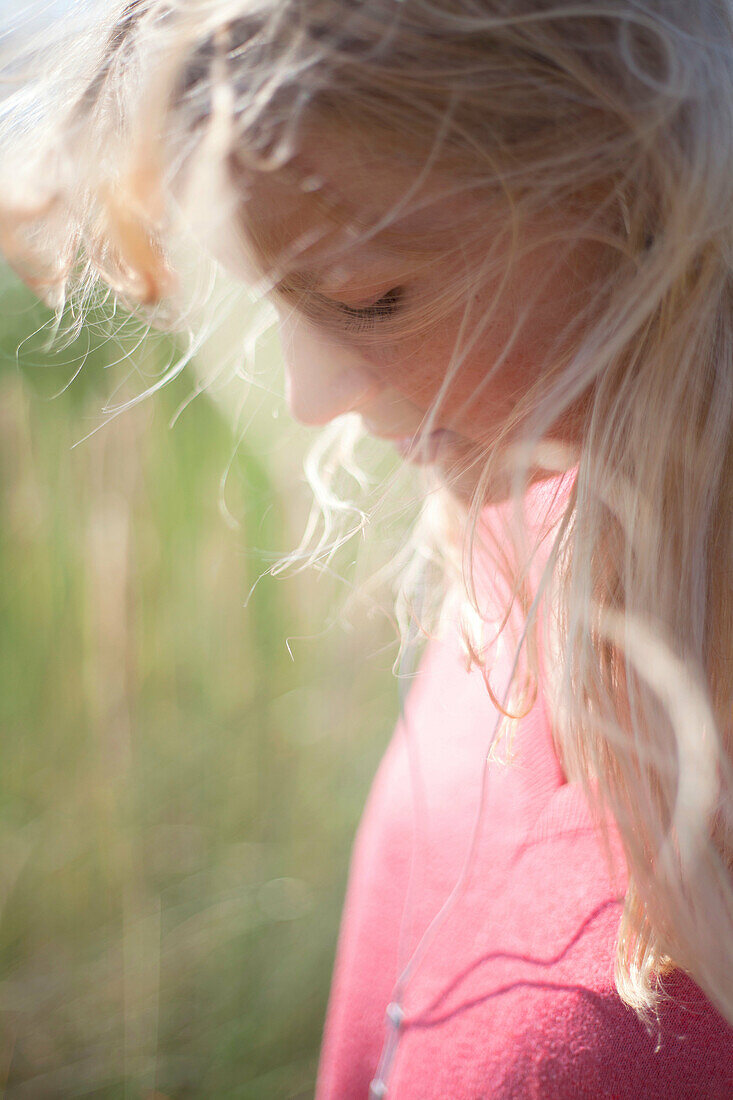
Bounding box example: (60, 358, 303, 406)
(317, 481, 733, 1098)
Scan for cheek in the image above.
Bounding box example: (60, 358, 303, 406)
(357, 238, 600, 443)
(360, 320, 466, 400)
(360, 322, 530, 440)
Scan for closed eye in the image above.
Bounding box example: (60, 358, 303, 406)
(336, 286, 404, 330)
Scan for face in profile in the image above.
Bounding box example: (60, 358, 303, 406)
(230, 131, 605, 489)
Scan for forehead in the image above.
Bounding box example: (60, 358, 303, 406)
(230, 127, 494, 287)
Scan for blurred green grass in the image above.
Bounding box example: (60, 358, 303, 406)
(0, 272, 398, 1098)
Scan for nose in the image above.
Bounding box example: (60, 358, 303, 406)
(277, 311, 381, 426)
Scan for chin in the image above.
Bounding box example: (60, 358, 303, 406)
(430, 436, 578, 508)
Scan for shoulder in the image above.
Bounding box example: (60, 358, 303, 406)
(494, 972, 733, 1100)
(322, 616, 733, 1100)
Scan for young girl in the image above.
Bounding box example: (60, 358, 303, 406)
(2, 1, 732, 1095)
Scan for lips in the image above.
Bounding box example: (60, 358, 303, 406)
(360, 412, 463, 465)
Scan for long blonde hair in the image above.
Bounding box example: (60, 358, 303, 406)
(1, 0, 732, 1024)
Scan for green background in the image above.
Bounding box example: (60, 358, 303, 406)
(0, 270, 400, 1098)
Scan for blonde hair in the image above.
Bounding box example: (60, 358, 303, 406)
(2, 0, 732, 1025)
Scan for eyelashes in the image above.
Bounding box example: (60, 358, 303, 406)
(274, 282, 407, 337)
(336, 286, 404, 331)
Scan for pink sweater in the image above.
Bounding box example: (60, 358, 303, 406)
(316, 487, 733, 1098)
